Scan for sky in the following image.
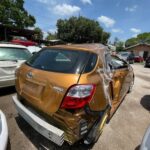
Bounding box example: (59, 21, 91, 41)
(24, 0, 150, 42)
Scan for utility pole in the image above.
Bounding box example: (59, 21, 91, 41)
(4, 27, 7, 41)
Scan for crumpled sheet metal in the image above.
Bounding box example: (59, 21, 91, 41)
(68, 43, 113, 107)
(91, 44, 113, 107)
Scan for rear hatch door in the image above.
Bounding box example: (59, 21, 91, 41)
(17, 48, 90, 114)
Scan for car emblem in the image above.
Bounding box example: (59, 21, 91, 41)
(26, 72, 33, 79)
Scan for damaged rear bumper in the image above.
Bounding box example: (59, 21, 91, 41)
(12, 95, 64, 146)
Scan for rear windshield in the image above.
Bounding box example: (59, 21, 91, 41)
(0, 47, 32, 61)
(26, 48, 96, 74)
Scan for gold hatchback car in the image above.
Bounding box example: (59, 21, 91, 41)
(13, 44, 134, 146)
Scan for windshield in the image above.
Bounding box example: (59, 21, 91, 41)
(0, 47, 32, 61)
(26, 48, 92, 74)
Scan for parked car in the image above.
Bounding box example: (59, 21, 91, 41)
(127, 52, 135, 64)
(0, 110, 8, 150)
(145, 56, 150, 67)
(27, 46, 42, 54)
(140, 126, 150, 150)
(13, 44, 134, 146)
(11, 36, 37, 47)
(0, 43, 32, 88)
(118, 51, 134, 64)
(134, 55, 144, 63)
(118, 52, 129, 60)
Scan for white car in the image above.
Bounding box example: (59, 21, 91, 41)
(27, 46, 42, 54)
(118, 52, 130, 61)
(0, 110, 8, 150)
(0, 43, 32, 88)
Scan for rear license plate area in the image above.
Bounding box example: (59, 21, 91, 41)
(23, 81, 44, 98)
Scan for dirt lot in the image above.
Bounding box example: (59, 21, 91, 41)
(0, 64, 150, 150)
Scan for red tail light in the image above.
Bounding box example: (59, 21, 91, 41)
(61, 84, 96, 109)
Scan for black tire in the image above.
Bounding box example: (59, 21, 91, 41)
(144, 64, 147, 68)
(7, 137, 11, 150)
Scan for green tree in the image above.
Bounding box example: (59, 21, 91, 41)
(125, 32, 150, 47)
(137, 32, 150, 43)
(116, 41, 124, 52)
(56, 16, 109, 44)
(0, 0, 36, 28)
(46, 32, 57, 40)
(125, 38, 138, 47)
(102, 31, 110, 44)
(34, 27, 43, 40)
(113, 37, 124, 52)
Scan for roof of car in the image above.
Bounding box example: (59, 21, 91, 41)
(48, 43, 108, 55)
(0, 43, 27, 49)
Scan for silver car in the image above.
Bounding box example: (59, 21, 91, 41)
(0, 43, 32, 88)
(118, 52, 130, 61)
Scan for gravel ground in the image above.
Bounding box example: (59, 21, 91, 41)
(0, 64, 150, 150)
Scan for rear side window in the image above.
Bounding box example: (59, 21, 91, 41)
(84, 54, 97, 73)
(26, 48, 91, 74)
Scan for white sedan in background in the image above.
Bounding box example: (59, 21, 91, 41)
(27, 45, 42, 54)
(0, 43, 32, 88)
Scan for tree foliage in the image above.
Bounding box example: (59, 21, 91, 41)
(34, 27, 43, 40)
(113, 37, 124, 52)
(125, 32, 150, 47)
(46, 32, 57, 41)
(56, 16, 110, 44)
(0, 0, 36, 28)
(116, 41, 124, 52)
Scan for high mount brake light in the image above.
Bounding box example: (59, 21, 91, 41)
(61, 84, 96, 109)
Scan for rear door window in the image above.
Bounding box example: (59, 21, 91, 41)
(26, 48, 91, 74)
(111, 56, 128, 69)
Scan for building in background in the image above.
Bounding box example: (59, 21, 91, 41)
(125, 43, 150, 60)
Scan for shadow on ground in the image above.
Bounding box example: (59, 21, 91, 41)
(7, 138, 11, 150)
(15, 116, 93, 150)
(140, 95, 150, 112)
(0, 86, 16, 97)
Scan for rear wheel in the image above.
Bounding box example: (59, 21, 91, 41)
(144, 64, 147, 68)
